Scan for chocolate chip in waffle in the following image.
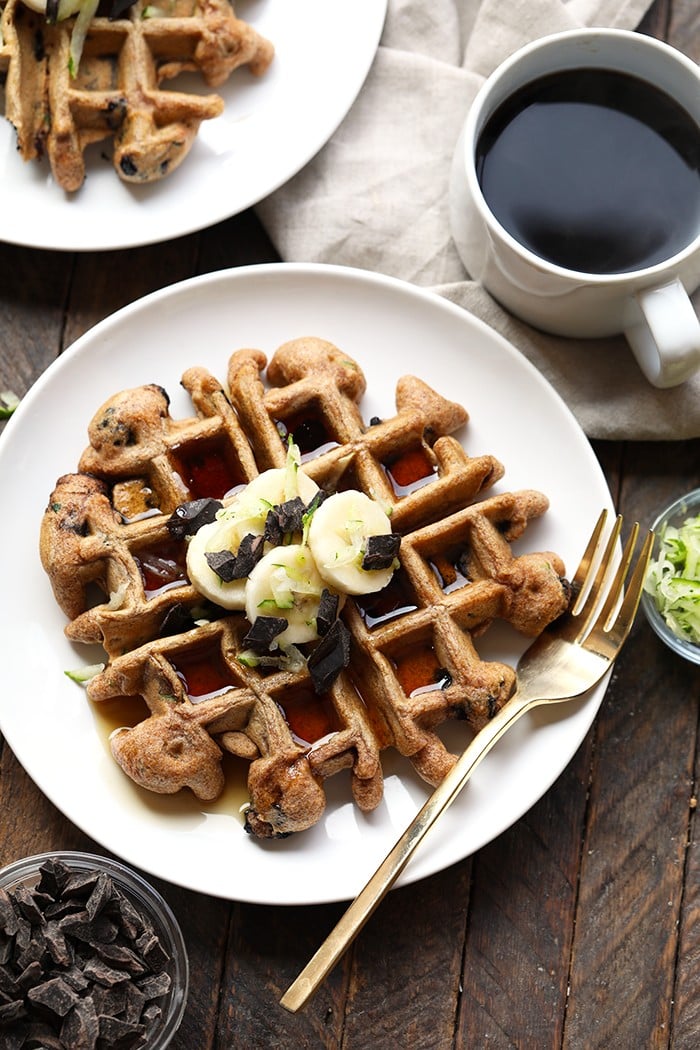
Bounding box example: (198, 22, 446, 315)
(0, 0, 273, 191)
(40, 337, 571, 838)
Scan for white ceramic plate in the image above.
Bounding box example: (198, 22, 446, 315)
(0, 264, 613, 904)
(0, 0, 386, 251)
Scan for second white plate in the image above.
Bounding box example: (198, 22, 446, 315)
(0, 0, 386, 251)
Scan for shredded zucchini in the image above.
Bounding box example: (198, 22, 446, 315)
(645, 511, 700, 644)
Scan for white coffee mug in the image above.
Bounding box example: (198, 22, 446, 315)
(449, 29, 700, 389)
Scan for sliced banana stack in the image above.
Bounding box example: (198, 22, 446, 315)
(186, 464, 319, 610)
(184, 445, 401, 686)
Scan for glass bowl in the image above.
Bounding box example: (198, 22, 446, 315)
(641, 487, 700, 665)
(0, 850, 188, 1048)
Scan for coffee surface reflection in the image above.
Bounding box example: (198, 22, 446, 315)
(475, 68, 700, 274)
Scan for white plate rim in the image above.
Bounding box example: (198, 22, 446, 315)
(0, 262, 613, 903)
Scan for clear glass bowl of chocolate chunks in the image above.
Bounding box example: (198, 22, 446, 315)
(0, 851, 189, 1049)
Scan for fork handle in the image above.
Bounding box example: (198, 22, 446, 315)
(280, 691, 532, 1013)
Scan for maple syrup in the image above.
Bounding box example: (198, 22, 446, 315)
(169, 643, 237, 702)
(393, 643, 452, 697)
(430, 549, 470, 593)
(170, 436, 247, 500)
(275, 412, 339, 461)
(277, 688, 340, 748)
(384, 446, 437, 497)
(355, 568, 418, 628)
(134, 540, 188, 598)
(90, 697, 250, 819)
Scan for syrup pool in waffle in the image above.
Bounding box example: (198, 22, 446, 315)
(40, 337, 571, 838)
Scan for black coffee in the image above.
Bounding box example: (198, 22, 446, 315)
(475, 68, 700, 274)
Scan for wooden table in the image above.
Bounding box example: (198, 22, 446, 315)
(1, 2, 699, 1046)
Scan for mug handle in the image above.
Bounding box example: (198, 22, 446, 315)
(624, 278, 700, 388)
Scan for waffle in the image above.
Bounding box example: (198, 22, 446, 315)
(0, 0, 273, 191)
(40, 337, 571, 839)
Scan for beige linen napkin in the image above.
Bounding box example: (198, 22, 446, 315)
(257, 0, 700, 441)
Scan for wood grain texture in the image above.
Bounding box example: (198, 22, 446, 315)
(563, 441, 700, 1049)
(1, 1, 698, 1047)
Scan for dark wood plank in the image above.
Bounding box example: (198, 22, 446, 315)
(563, 441, 700, 1049)
(0, 245, 72, 398)
(64, 235, 199, 346)
(454, 736, 593, 1049)
(342, 862, 469, 1048)
(213, 899, 349, 1049)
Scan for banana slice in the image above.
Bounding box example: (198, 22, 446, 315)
(233, 465, 320, 534)
(307, 490, 398, 595)
(185, 517, 249, 610)
(245, 544, 329, 647)
(186, 466, 320, 608)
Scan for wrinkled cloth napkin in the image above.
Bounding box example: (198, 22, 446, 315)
(257, 0, 700, 441)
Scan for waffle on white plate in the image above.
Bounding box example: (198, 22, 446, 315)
(0, 0, 273, 190)
(40, 337, 571, 838)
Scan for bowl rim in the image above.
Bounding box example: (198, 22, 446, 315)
(0, 849, 189, 1048)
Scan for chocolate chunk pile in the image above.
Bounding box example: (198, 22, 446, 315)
(0, 857, 174, 1049)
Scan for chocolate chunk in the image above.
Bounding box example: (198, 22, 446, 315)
(63, 872, 101, 901)
(12, 885, 45, 926)
(85, 873, 114, 921)
(27, 976, 79, 1018)
(44, 922, 72, 968)
(37, 859, 71, 901)
(307, 619, 351, 694)
(205, 532, 264, 582)
(60, 997, 99, 1049)
(204, 549, 238, 581)
(233, 532, 264, 576)
(0, 888, 20, 937)
(98, 1014, 146, 1049)
(0, 931, 13, 966)
(242, 616, 288, 653)
(0, 998, 25, 1023)
(95, 943, 146, 977)
(166, 497, 222, 538)
(316, 589, 339, 637)
(264, 496, 306, 544)
(361, 533, 401, 571)
(82, 958, 131, 988)
(136, 971, 171, 999)
(58, 913, 119, 946)
(134, 932, 168, 972)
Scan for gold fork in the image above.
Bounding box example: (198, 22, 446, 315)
(280, 510, 653, 1013)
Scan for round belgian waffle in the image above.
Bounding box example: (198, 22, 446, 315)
(40, 337, 571, 838)
(0, 0, 273, 190)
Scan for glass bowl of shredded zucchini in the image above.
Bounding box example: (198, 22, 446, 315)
(642, 488, 700, 663)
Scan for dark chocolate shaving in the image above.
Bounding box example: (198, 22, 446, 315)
(316, 589, 339, 637)
(205, 533, 264, 583)
(263, 497, 307, 544)
(242, 616, 288, 653)
(307, 619, 351, 694)
(166, 497, 222, 539)
(361, 533, 401, 570)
